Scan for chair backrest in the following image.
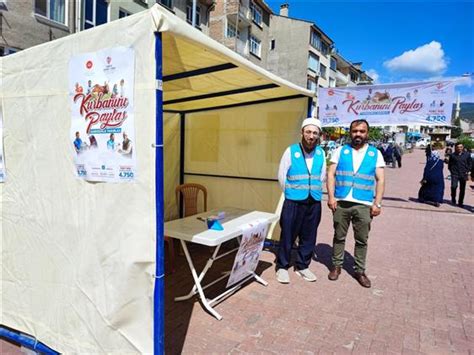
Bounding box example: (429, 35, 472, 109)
(175, 183, 207, 217)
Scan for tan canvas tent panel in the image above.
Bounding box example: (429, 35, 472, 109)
(1, 5, 312, 353)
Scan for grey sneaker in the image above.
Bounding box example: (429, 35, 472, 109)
(295, 268, 317, 282)
(276, 269, 290, 284)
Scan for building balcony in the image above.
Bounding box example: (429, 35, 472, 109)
(236, 38, 249, 57)
(335, 70, 349, 85)
(226, 3, 252, 28)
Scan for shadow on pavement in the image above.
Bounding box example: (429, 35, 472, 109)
(165, 242, 273, 355)
(313, 243, 356, 277)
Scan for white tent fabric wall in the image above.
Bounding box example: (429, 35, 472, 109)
(1, 11, 157, 354)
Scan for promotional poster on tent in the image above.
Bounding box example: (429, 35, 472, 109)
(0, 104, 5, 182)
(318, 81, 455, 127)
(69, 47, 136, 182)
(227, 220, 269, 288)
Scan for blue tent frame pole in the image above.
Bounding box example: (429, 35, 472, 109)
(0, 326, 59, 355)
(154, 31, 165, 355)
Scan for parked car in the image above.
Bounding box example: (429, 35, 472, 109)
(415, 137, 431, 148)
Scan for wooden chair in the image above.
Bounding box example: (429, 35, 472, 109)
(165, 183, 207, 273)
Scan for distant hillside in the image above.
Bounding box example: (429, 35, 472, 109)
(452, 103, 474, 122)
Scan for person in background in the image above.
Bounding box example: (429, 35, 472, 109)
(394, 143, 403, 168)
(276, 117, 326, 284)
(418, 151, 444, 207)
(448, 142, 472, 207)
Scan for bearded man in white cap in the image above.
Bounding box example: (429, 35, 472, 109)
(276, 117, 326, 284)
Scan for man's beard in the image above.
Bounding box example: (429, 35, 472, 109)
(352, 136, 365, 145)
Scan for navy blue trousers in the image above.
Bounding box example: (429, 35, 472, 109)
(277, 199, 322, 270)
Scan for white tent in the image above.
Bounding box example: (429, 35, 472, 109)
(0, 5, 312, 353)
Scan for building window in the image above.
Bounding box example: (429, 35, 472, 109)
(0, 46, 18, 57)
(119, 8, 131, 18)
(159, 0, 172, 8)
(270, 39, 275, 50)
(310, 30, 322, 52)
(226, 21, 238, 38)
(250, 1, 262, 26)
(84, 0, 107, 29)
(320, 64, 327, 79)
(250, 35, 261, 57)
(321, 42, 329, 56)
(330, 57, 337, 71)
(307, 78, 317, 93)
(350, 71, 359, 83)
(186, 2, 201, 26)
(35, 0, 66, 24)
(329, 78, 336, 87)
(308, 52, 319, 73)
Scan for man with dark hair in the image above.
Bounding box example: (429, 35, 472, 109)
(448, 143, 472, 207)
(326, 119, 385, 288)
(276, 117, 326, 284)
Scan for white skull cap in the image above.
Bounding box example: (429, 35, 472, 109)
(301, 117, 322, 130)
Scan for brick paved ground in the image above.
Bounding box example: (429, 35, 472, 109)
(165, 148, 473, 354)
(2, 149, 473, 353)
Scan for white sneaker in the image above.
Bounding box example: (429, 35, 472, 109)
(276, 269, 290, 284)
(295, 268, 317, 282)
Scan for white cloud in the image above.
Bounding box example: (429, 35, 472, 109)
(366, 69, 379, 83)
(384, 41, 447, 75)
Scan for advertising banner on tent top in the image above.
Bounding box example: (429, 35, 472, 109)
(318, 81, 455, 127)
(69, 46, 136, 182)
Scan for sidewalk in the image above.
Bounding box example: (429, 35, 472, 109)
(165, 149, 473, 354)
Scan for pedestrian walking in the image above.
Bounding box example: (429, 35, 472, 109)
(326, 119, 385, 288)
(394, 143, 403, 168)
(418, 151, 444, 207)
(447, 142, 472, 207)
(276, 117, 326, 284)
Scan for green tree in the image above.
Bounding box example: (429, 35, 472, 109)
(457, 135, 474, 150)
(368, 127, 383, 141)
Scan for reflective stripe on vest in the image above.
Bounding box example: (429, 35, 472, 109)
(285, 144, 324, 201)
(335, 145, 377, 202)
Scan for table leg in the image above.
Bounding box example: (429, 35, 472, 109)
(174, 240, 223, 320)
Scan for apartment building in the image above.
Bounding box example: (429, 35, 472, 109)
(267, 4, 334, 94)
(156, 0, 216, 35)
(0, 0, 215, 56)
(332, 53, 373, 87)
(0, 0, 75, 55)
(208, 0, 272, 67)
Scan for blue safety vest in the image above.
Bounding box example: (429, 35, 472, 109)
(335, 144, 377, 203)
(285, 144, 324, 201)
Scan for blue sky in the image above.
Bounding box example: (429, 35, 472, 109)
(266, 1, 474, 103)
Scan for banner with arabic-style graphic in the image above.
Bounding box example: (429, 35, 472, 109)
(69, 47, 136, 182)
(319, 81, 455, 127)
(0, 103, 5, 182)
(227, 219, 269, 288)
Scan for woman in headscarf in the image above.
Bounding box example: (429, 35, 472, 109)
(418, 151, 445, 207)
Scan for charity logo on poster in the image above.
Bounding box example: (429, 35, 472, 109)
(318, 81, 455, 127)
(69, 47, 136, 182)
(227, 220, 269, 288)
(0, 104, 5, 183)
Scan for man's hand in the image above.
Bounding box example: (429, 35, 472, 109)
(327, 198, 337, 212)
(370, 205, 381, 217)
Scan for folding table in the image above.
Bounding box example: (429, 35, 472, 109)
(164, 207, 278, 320)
